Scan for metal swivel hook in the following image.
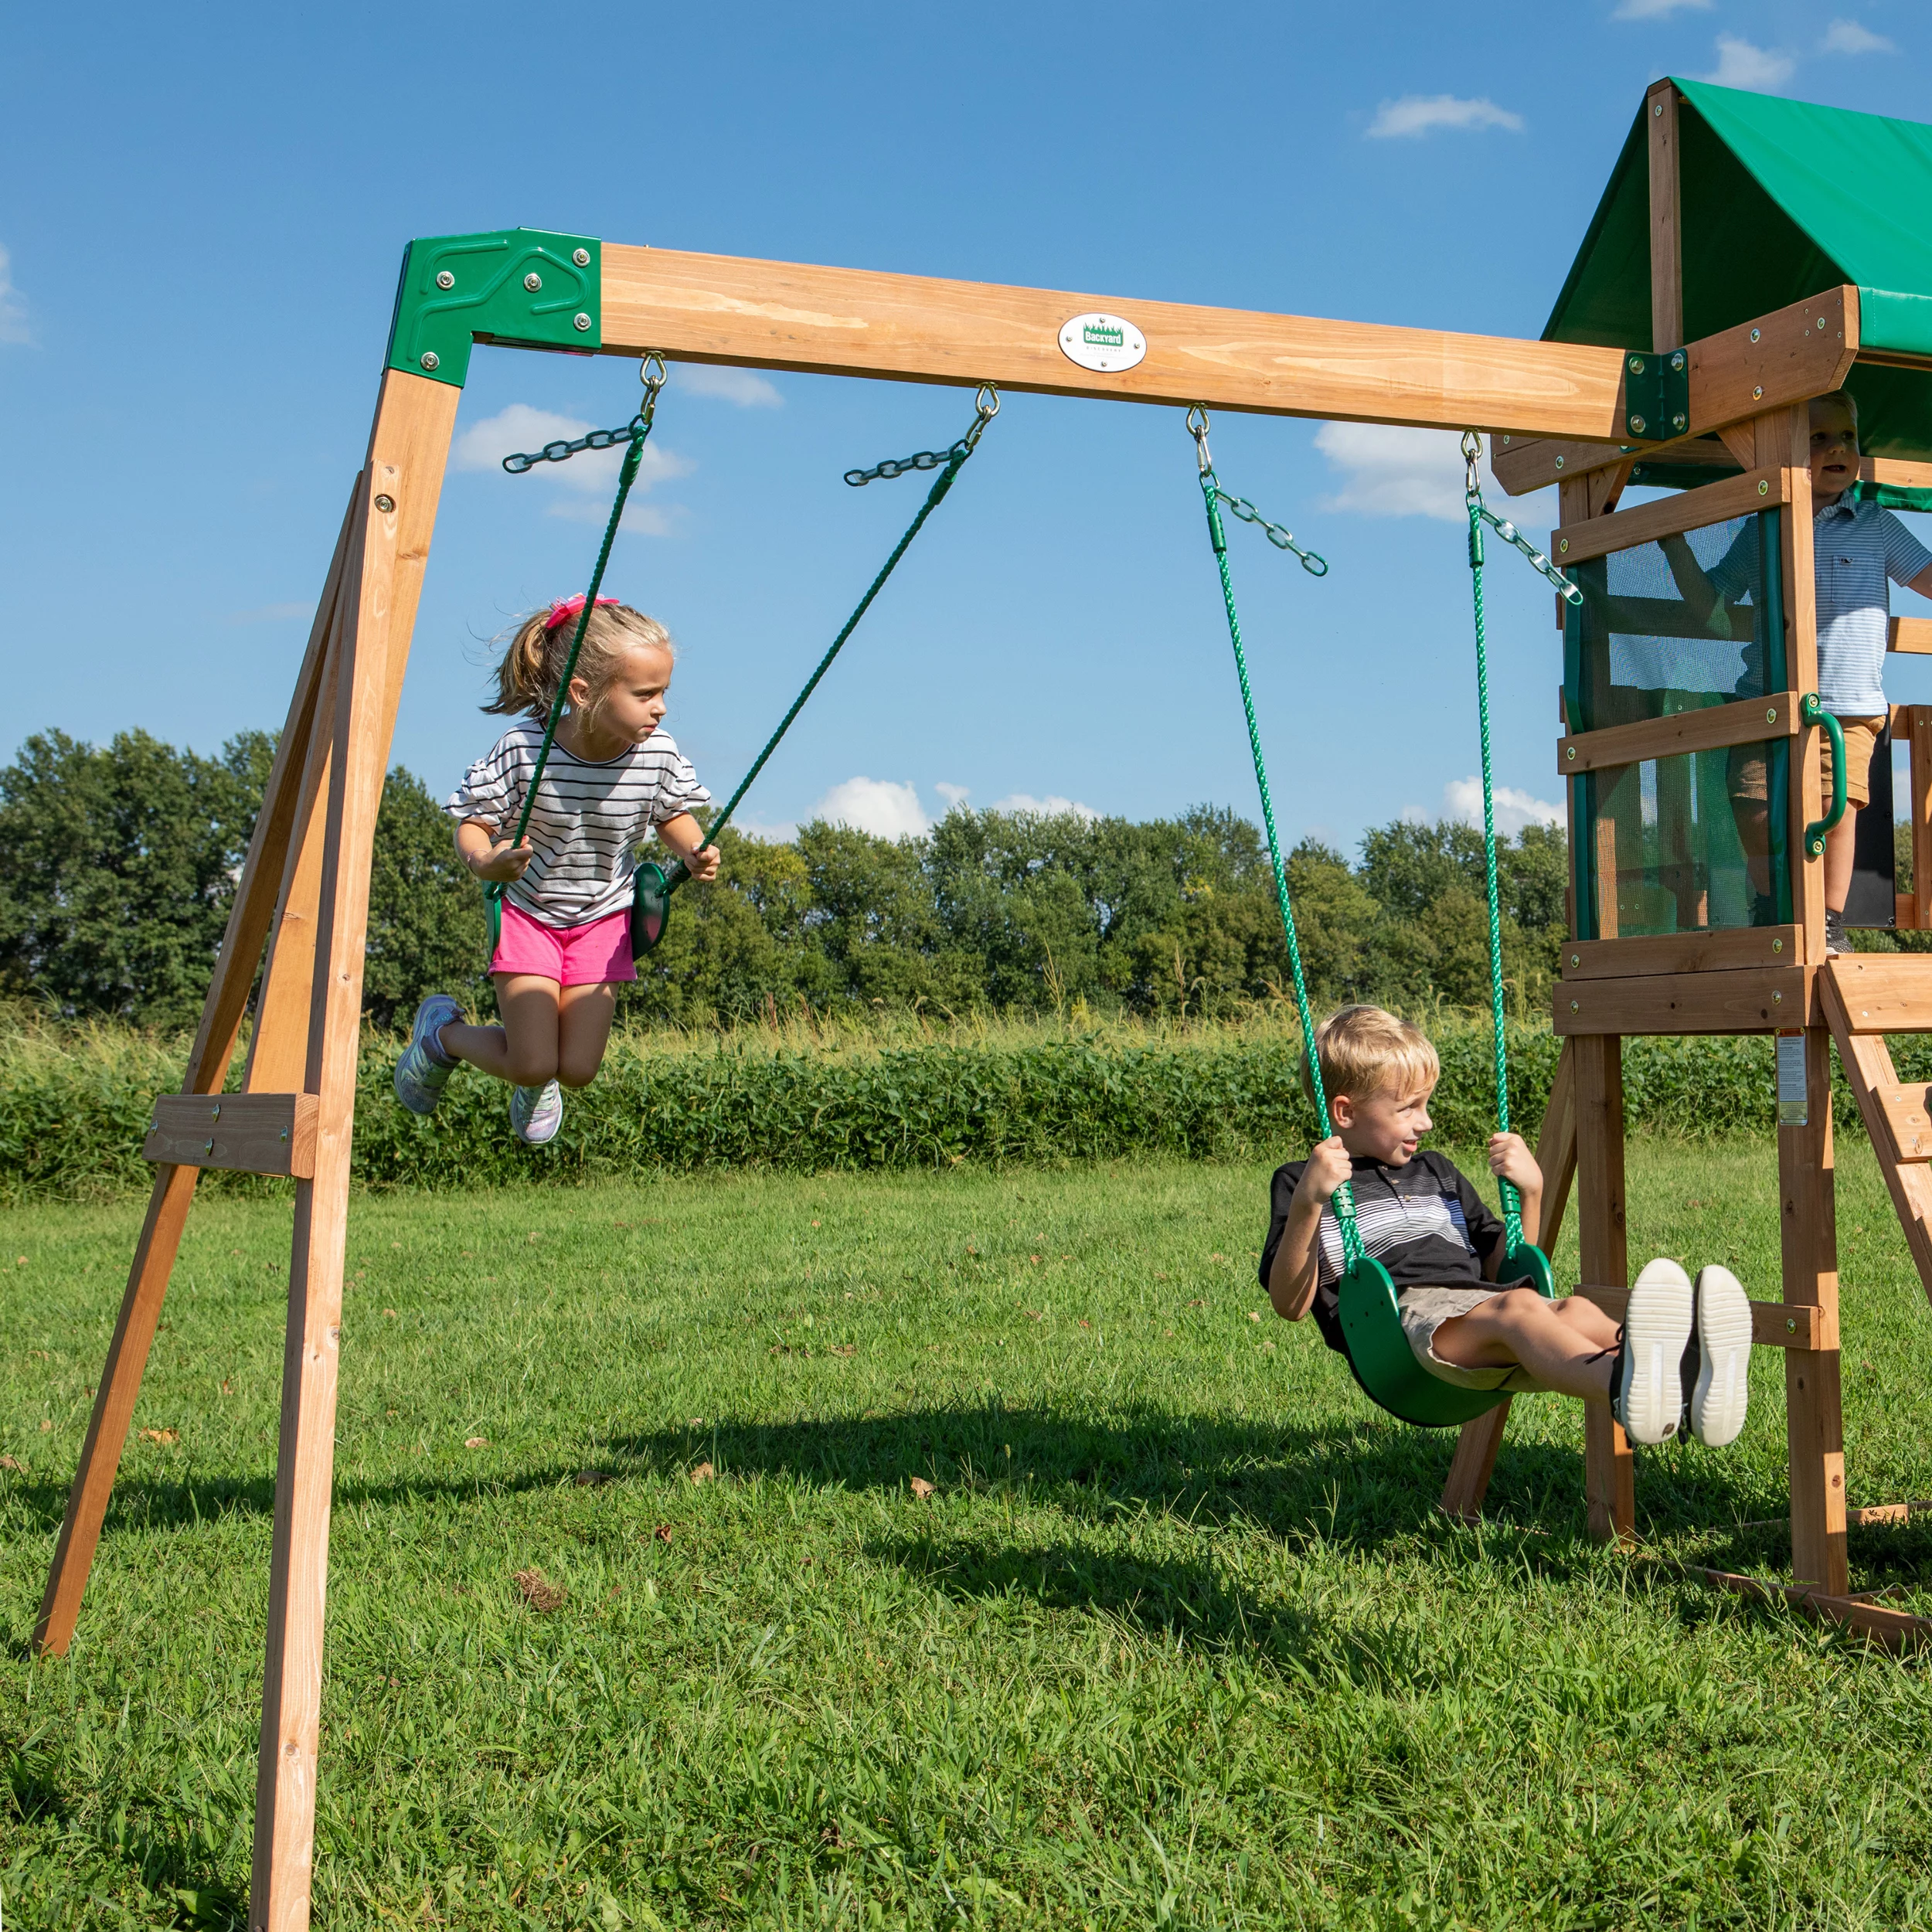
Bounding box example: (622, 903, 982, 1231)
(1187, 405, 1213, 475)
(1461, 428, 1484, 502)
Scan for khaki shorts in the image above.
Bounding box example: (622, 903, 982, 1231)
(1398, 1285, 1539, 1393)
(1728, 713, 1885, 811)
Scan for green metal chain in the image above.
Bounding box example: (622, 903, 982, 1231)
(1188, 409, 1361, 1269)
(1209, 488, 1328, 575)
(488, 355, 667, 928)
(665, 385, 1000, 886)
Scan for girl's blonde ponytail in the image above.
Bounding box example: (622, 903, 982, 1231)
(484, 603, 674, 729)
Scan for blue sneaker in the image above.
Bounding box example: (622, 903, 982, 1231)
(393, 994, 462, 1115)
(510, 1079, 563, 1146)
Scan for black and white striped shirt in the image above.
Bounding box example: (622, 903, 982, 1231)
(1260, 1151, 1509, 1356)
(447, 721, 711, 927)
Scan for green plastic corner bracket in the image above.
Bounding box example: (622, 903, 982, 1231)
(1622, 345, 1690, 442)
(386, 228, 601, 387)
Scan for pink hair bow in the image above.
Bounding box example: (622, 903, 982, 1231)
(544, 594, 621, 632)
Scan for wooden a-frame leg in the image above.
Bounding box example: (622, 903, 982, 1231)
(1442, 1037, 1580, 1520)
(250, 370, 458, 1932)
(244, 597, 349, 1093)
(1781, 1023, 1848, 1596)
(32, 491, 354, 1658)
(1575, 1033, 1634, 1543)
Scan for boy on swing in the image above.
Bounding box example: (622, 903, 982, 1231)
(1260, 1005, 1753, 1448)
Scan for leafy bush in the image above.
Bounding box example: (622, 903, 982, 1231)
(0, 1005, 1898, 1202)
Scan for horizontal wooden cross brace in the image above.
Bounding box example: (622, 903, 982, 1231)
(1551, 468, 1789, 563)
(591, 249, 1857, 441)
(1556, 966, 1811, 1034)
(1557, 691, 1801, 777)
(144, 1092, 318, 1179)
(1575, 1284, 1827, 1349)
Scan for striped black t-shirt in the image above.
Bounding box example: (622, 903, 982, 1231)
(447, 720, 711, 927)
(1258, 1151, 1509, 1355)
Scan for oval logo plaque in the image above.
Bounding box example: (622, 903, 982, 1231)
(1058, 312, 1147, 374)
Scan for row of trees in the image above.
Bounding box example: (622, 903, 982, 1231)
(0, 729, 1572, 1032)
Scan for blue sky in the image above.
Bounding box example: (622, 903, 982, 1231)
(5, 1, 1930, 854)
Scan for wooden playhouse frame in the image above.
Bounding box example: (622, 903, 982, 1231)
(35, 77, 1932, 1931)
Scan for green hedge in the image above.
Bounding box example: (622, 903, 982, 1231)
(1, 1019, 1917, 1202)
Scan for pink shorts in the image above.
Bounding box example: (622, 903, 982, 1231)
(490, 900, 636, 985)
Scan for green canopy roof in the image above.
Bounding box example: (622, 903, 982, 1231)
(1546, 79, 1932, 460)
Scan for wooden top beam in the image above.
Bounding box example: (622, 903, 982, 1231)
(598, 244, 1638, 437)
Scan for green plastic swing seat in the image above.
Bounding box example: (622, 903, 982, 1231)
(630, 859, 672, 955)
(1335, 1245, 1555, 1428)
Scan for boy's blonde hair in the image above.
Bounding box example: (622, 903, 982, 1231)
(1300, 1005, 1440, 1107)
(486, 600, 674, 735)
(1810, 389, 1859, 438)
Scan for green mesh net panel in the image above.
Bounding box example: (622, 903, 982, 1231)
(1566, 508, 1792, 937)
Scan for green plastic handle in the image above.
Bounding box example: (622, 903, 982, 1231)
(1802, 694, 1848, 859)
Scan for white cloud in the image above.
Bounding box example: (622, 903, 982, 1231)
(1611, 0, 1711, 19)
(812, 777, 929, 838)
(224, 601, 311, 625)
(1443, 777, 1563, 836)
(1702, 36, 1796, 90)
(934, 781, 971, 811)
(0, 245, 31, 346)
(1821, 19, 1892, 54)
(675, 363, 783, 407)
(724, 813, 798, 843)
(1367, 94, 1523, 139)
(546, 497, 679, 535)
(990, 793, 1099, 821)
(454, 403, 692, 536)
(1315, 423, 1512, 522)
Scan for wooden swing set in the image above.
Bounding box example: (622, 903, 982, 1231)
(36, 73, 1932, 1930)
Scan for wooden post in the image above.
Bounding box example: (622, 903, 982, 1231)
(1574, 1032, 1635, 1542)
(1760, 395, 1848, 1596)
(248, 369, 457, 1932)
(33, 493, 352, 1658)
(1781, 1026, 1848, 1595)
(243, 621, 347, 1094)
(1648, 80, 1683, 351)
(1911, 702, 1932, 932)
(1440, 1039, 1580, 1521)
(1762, 403, 1823, 962)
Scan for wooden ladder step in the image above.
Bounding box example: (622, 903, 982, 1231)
(144, 1092, 319, 1179)
(1821, 954, 1932, 1032)
(1819, 968, 1932, 1310)
(1876, 1080, 1932, 1161)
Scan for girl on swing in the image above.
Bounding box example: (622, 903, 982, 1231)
(392, 594, 720, 1145)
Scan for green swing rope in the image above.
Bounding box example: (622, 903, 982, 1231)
(662, 384, 999, 888)
(1185, 410, 1362, 1270)
(486, 355, 668, 938)
(1459, 430, 1584, 1253)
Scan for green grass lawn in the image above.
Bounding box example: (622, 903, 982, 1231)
(7, 1138, 1932, 1929)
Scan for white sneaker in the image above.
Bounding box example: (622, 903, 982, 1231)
(1688, 1265, 1753, 1447)
(1614, 1259, 1693, 1446)
(510, 1080, 563, 1146)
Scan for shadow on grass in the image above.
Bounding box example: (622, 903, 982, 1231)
(12, 1400, 1809, 1592)
(868, 1525, 1335, 1662)
(12, 1403, 1594, 1545)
